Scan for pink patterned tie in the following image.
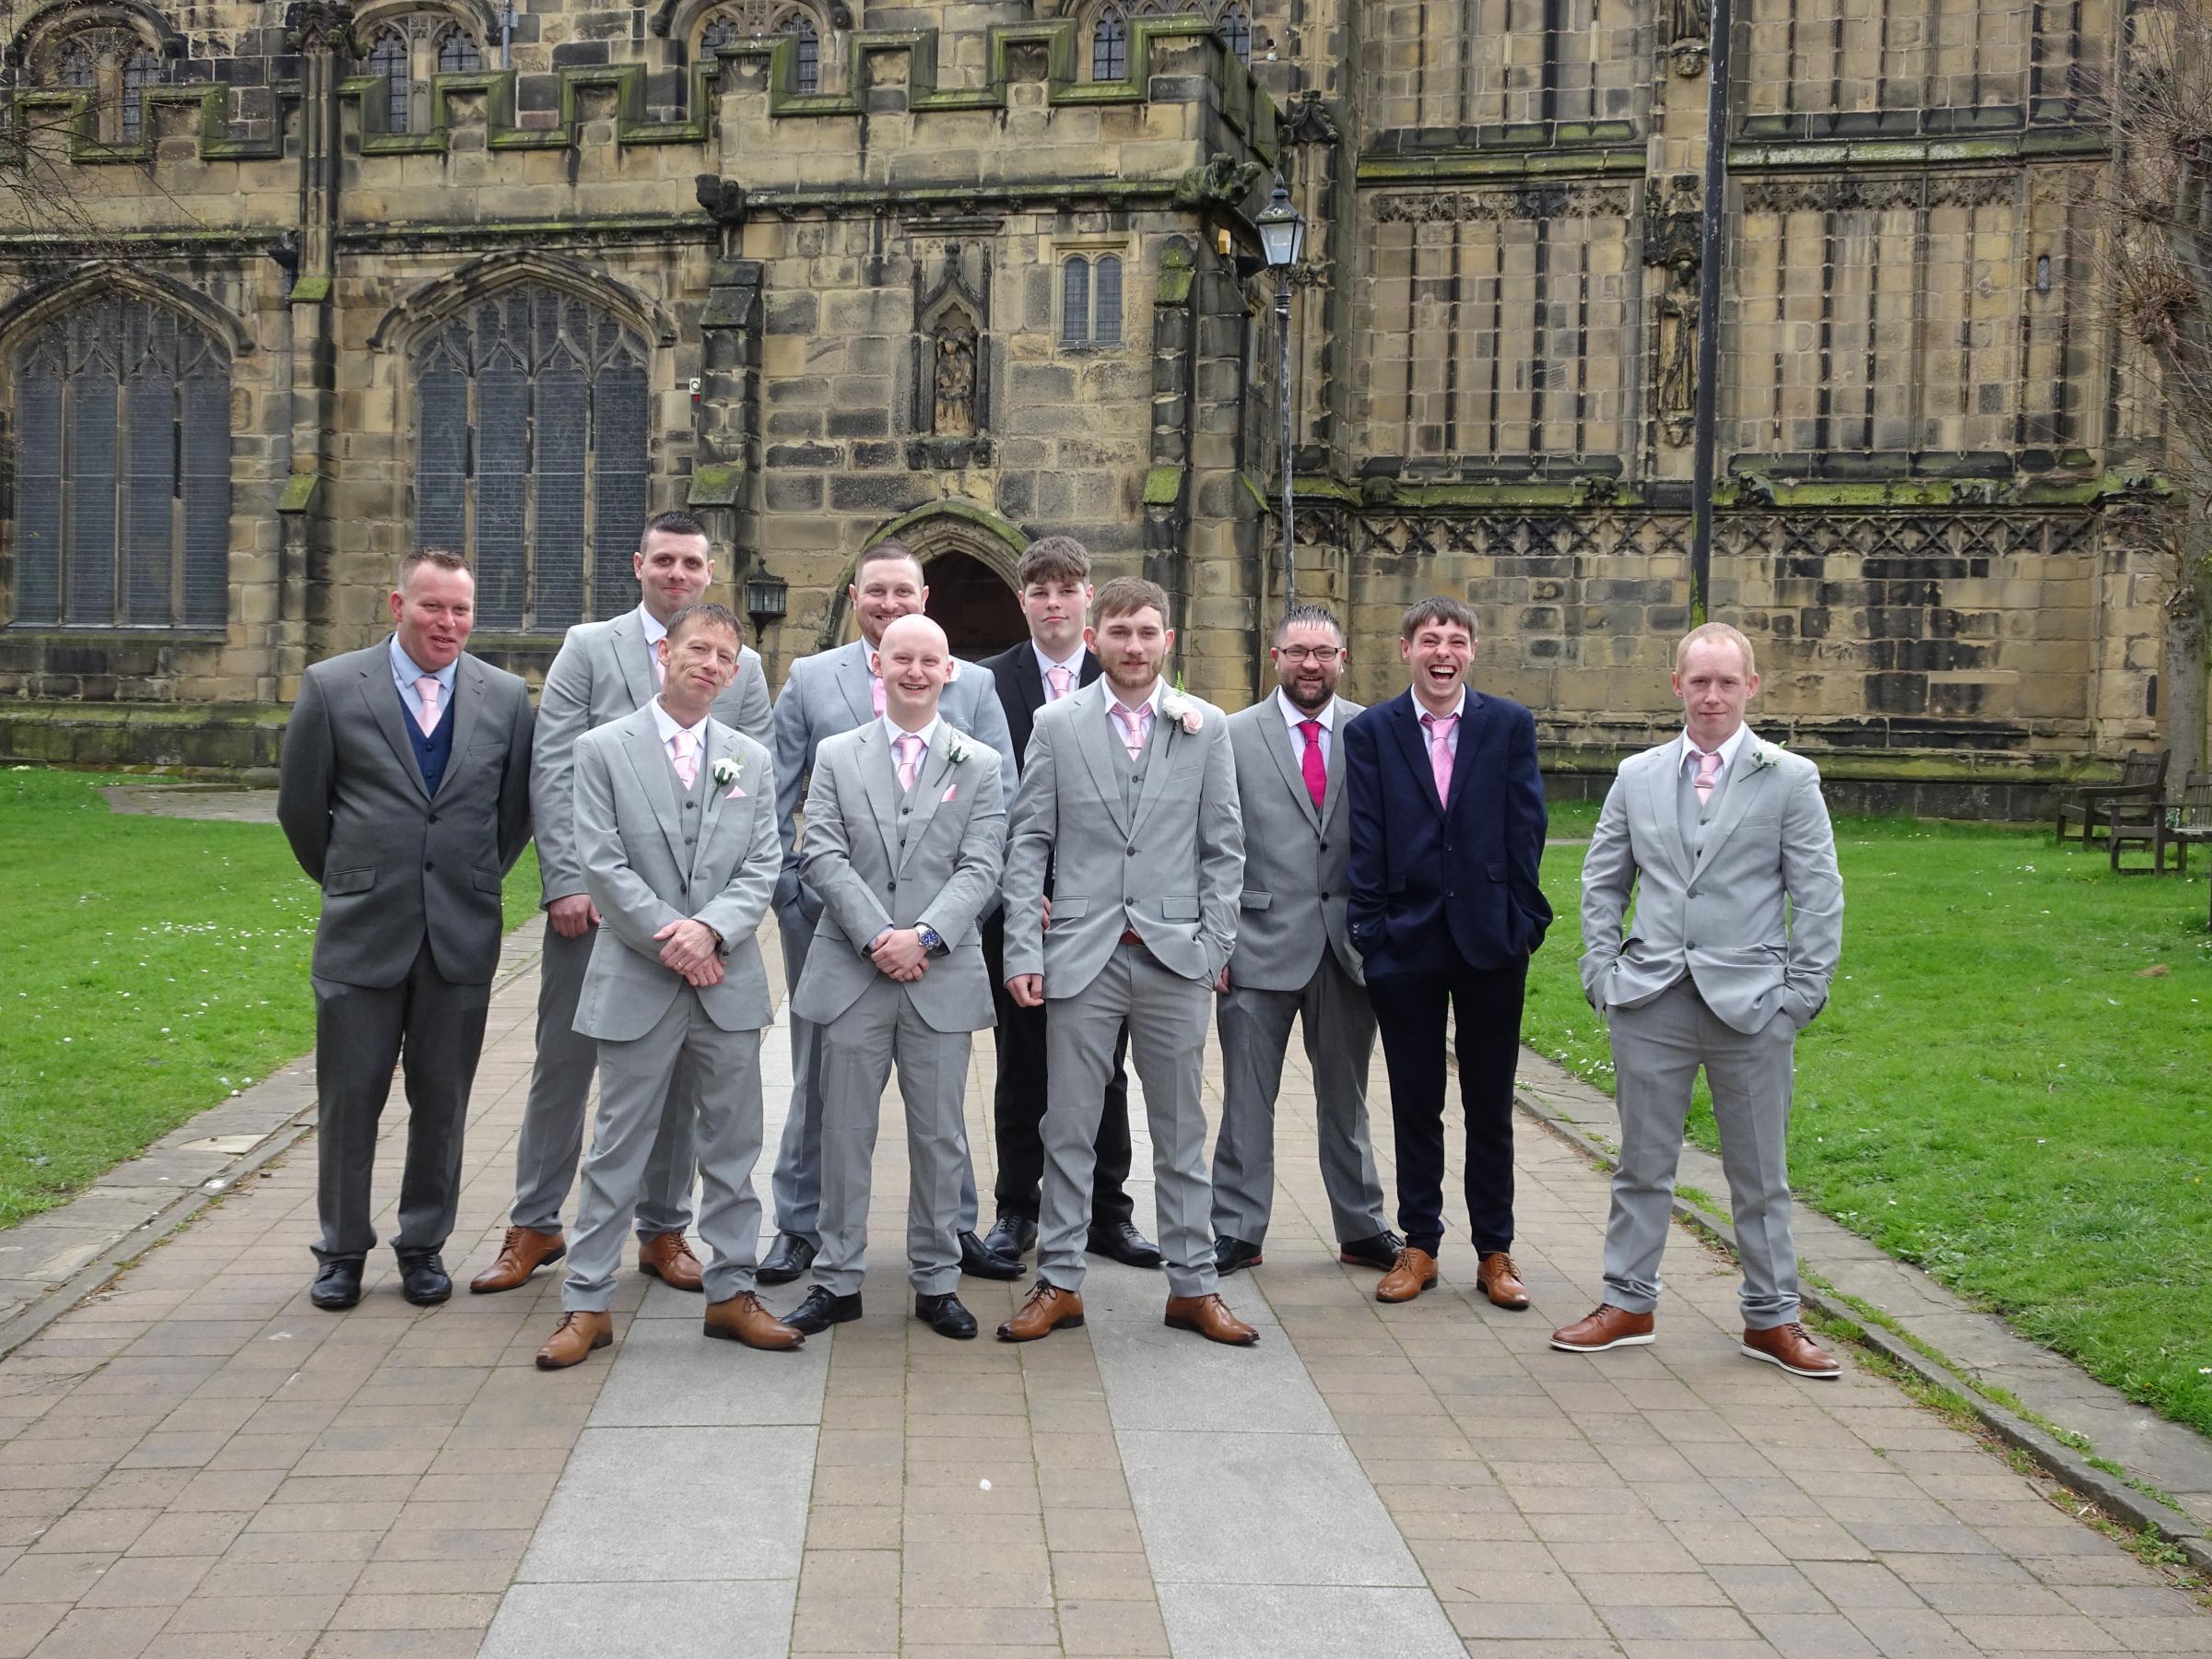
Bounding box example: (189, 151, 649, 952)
(1046, 665, 1073, 702)
(1420, 711, 1456, 806)
(414, 677, 441, 736)
(870, 674, 887, 717)
(1692, 747, 1722, 806)
(894, 733, 922, 792)
(671, 729, 699, 790)
(1112, 701, 1152, 759)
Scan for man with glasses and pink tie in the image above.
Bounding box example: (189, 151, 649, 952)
(1343, 596, 1552, 1309)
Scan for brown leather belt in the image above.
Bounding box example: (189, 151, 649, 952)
(1119, 928, 1144, 947)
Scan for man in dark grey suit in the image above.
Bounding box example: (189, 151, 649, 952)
(1211, 605, 1395, 1277)
(277, 548, 535, 1312)
(472, 510, 772, 1298)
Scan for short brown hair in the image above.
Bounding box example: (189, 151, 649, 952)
(1093, 575, 1171, 626)
(1274, 603, 1344, 646)
(399, 547, 469, 590)
(640, 509, 709, 549)
(1017, 536, 1092, 588)
(854, 540, 924, 581)
(1675, 621, 1756, 677)
(667, 600, 744, 647)
(1400, 595, 1477, 641)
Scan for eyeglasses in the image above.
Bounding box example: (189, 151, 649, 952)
(1275, 645, 1344, 665)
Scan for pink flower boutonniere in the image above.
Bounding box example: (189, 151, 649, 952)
(1159, 688, 1203, 735)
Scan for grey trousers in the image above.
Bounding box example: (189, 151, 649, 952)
(1602, 977, 1803, 1329)
(510, 918, 696, 1240)
(772, 900, 978, 1247)
(564, 991, 769, 1312)
(816, 979, 972, 1299)
(1040, 942, 1218, 1300)
(1212, 952, 1388, 1248)
(311, 940, 490, 1265)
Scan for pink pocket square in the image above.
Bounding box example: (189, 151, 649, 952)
(724, 782, 747, 799)
(941, 783, 958, 803)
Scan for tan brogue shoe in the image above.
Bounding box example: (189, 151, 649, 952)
(1741, 1322, 1841, 1379)
(1477, 1251, 1531, 1311)
(637, 1231, 704, 1292)
(1164, 1294, 1259, 1347)
(1548, 1303, 1655, 1353)
(995, 1280, 1086, 1342)
(1374, 1246, 1439, 1303)
(535, 1309, 613, 1371)
(703, 1291, 805, 1351)
(470, 1225, 565, 1294)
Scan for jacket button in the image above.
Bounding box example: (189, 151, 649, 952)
(1687, 941, 1698, 949)
(428, 814, 439, 824)
(424, 861, 434, 871)
(1126, 846, 1137, 856)
(888, 880, 897, 891)
(902, 806, 912, 816)
(685, 800, 696, 811)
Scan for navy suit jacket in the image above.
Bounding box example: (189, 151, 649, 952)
(1344, 688, 1552, 976)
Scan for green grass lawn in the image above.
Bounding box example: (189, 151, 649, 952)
(0, 768, 539, 1230)
(1523, 807, 2212, 1440)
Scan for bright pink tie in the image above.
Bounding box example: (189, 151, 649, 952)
(1112, 701, 1151, 759)
(1692, 747, 1722, 806)
(671, 729, 699, 789)
(894, 733, 922, 792)
(870, 674, 887, 717)
(1046, 665, 1073, 702)
(414, 677, 441, 736)
(1420, 711, 1456, 806)
(1298, 720, 1326, 811)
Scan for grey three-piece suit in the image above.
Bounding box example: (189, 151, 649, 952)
(512, 607, 771, 1244)
(1002, 681, 1244, 1299)
(1580, 729, 1844, 1328)
(564, 703, 782, 1311)
(790, 724, 1006, 1297)
(1212, 695, 1389, 1249)
(770, 639, 1018, 1247)
(276, 641, 535, 1265)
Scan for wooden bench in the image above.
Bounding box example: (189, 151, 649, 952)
(2054, 748, 2168, 846)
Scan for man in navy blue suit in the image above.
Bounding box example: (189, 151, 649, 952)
(1344, 597, 1551, 1307)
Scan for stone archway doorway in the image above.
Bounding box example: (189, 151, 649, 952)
(925, 550, 1024, 659)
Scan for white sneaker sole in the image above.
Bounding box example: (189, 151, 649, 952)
(1740, 1342, 1840, 1379)
(1549, 1331, 1654, 1353)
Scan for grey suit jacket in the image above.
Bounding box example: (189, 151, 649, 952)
(277, 641, 534, 989)
(571, 705, 780, 1041)
(1225, 694, 1366, 993)
(533, 607, 771, 907)
(770, 638, 1019, 916)
(1002, 680, 1243, 995)
(1580, 730, 1844, 1035)
(789, 724, 1006, 1033)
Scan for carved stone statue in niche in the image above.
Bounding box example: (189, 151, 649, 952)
(1654, 266, 1698, 448)
(908, 241, 993, 468)
(932, 316, 978, 437)
(1666, 0, 1710, 73)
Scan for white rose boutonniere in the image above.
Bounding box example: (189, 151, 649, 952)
(1747, 738, 1784, 774)
(1158, 688, 1203, 735)
(943, 733, 971, 767)
(712, 755, 745, 798)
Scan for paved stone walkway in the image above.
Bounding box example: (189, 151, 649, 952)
(1, 930, 2207, 1656)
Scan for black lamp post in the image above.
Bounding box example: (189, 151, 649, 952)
(1254, 177, 1307, 614)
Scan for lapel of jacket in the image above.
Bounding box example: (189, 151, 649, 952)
(434, 657, 485, 798)
(692, 720, 733, 876)
(897, 728, 960, 877)
(1691, 733, 1771, 877)
(1067, 680, 1132, 837)
(359, 649, 429, 800)
(833, 640, 875, 728)
(1012, 647, 1047, 717)
(620, 712, 690, 872)
(1322, 697, 1360, 829)
(1641, 737, 1695, 885)
(608, 610, 655, 712)
(1443, 692, 1491, 818)
(1259, 697, 1324, 833)
(1388, 693, 1442, 818)
(1130, 693, 1181, 838)
(853, 724, 905, 873)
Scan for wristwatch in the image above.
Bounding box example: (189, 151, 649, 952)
(916, 925, 947, 957)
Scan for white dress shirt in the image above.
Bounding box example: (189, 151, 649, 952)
(1681, 721, 1750, 782)
(1414, 688, 1465, 756)
(1276, 688, 1337, 769)
(879, 712, 945, 763)
(1108, 678, 1165, 747)
(1033, 642, 1084, 700)
(650, 694, 711, 786)
(639, 605, 668, 684)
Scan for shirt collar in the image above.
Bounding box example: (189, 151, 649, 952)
(1109, 678, 1165, 723)
(1032, 641, 1085, 684)
(1415, 688, 1466, 725)
(1277, 688, 1335, 732)
(650, 695, 710, 747)
(880, 712, 943, 753)
(1683, 723, 1751, 770)
(638, 605, 667, 645)
(390, 635, 457, 693)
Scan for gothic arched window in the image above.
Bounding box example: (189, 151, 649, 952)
(121, 50, 159, 142)
(1060, 256, 1091, 346)
(44, 29, 162, 143)
(364, 29, 409, 133)
(411, 285, 651, 631)
(435, 27, 482, 73)
(698, 3, 827, 95)
(1218, 1, 1252, 64)
(1059, 253, 1124, 347)
(1091, 7, 1127, 80)
(11, 296, 232, 628)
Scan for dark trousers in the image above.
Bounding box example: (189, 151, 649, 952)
(981, 908, 1135, 1227)
(311, 938, 491, 1265)
(1368, 956, 1528, 1258)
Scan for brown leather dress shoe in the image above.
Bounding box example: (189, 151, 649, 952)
(1549, 1303, 1655, 1352)
(995, 1280, 1086, 1342)
(1164, 1293, 1259, 1346)
(702, 1291, 805, 1351)
(470, 1225, 565, 1294)
(1741, 1321, 1841, 1379)
(1477, 1251, 1530, 1310)
(535, 1309, 613, 1371)
(1375, 1246, 1439, 1303)
(637, 1231, 704, 1292)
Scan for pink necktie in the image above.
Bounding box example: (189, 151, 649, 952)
(1112, 701, 1151, 759)
(1692, 747, 1722, 806)
(1298, 720, 1326, 811)
(1420, 711, 1456, 806)
(414, 677, 441, 736)
(894, 733, 922, 792)
(671, 728, 699, 789)
(1046, 665, 1073, 702)
(652, 646, 665, 688)
(870, 674, 887, 717)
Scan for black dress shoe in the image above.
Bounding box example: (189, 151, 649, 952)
(913, 1292, 978, 1340)
(757, 1233, 818, 1286)
(310, 1260, 363, 1312)
(1338, 1230, 1405, 1272)
(397, 1253, 452, 1306)
(981, 1213, 1038, 1261)
(1214, 1236, 1265, 1275)
(782, 1286, 862, 1335)
(959, 1230, 1022, 1280)
(1088, 1219, 1164, 1269)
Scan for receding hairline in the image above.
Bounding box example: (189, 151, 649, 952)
(638, 524, 712, 557)
(853, 544, 925, 583)
(1675, 622, 1757, 677)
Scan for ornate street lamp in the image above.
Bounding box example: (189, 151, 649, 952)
(1254, 178, 1307, 613)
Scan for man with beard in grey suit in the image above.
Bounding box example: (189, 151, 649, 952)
(473, 510, 773, 1299)
(760, 540, 1022, 1288)
(784, 616, 1006, 1342)
(1211, 605, 1396, 1278)
(277, 548, 535, 1312)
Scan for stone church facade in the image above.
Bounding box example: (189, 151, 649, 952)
(0, 0, 2170, 811)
